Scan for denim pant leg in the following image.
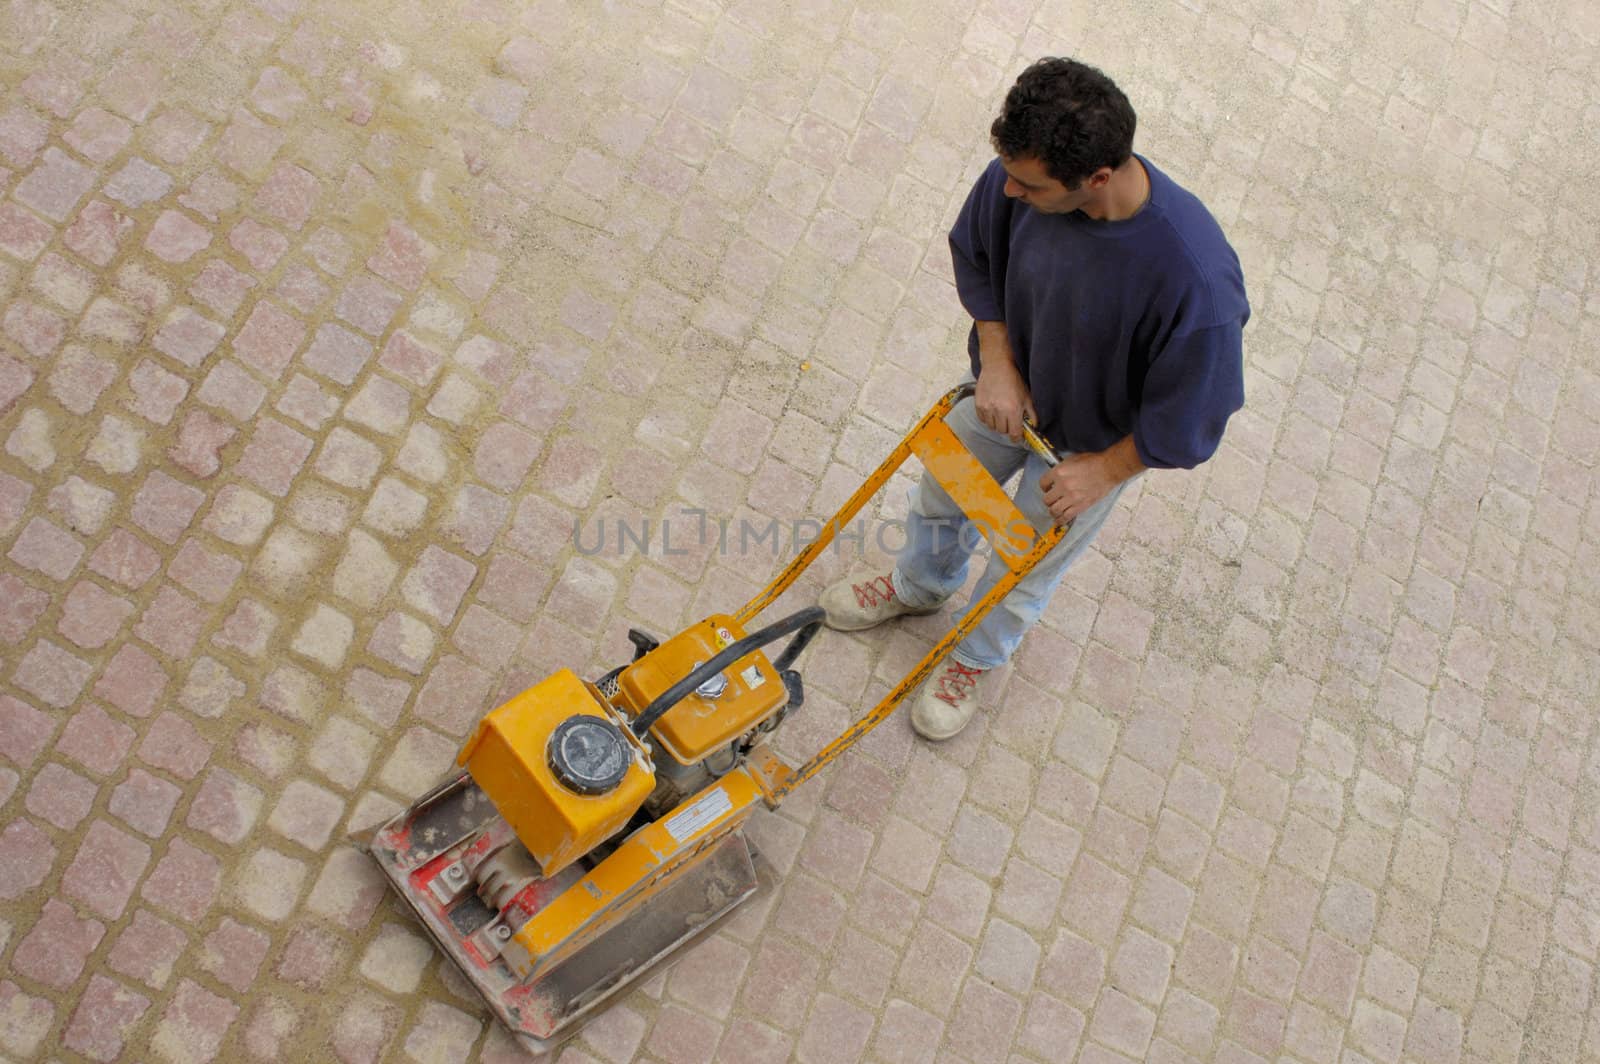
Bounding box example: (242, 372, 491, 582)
(891, 397, 1027, 610)
(893, 396, 1131, 670)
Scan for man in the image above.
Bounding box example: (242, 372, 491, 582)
(819, 57, 1249, 740)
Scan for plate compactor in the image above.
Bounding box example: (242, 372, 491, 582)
(368, 384, 1066, 1053)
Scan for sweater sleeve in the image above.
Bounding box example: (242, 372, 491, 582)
(948, 164, 1005, 323)
(1132, 319, 1245, 470)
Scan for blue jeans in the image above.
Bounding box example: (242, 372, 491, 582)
(891, 396, 1132, 670)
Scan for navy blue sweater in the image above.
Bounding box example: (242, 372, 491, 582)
(949, 156, 1248, 469)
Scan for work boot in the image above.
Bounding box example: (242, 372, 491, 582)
(818, 570, 944, 631)
(910, 660, 990, 740)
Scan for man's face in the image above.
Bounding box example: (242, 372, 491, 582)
(999, 155, 1098, 214)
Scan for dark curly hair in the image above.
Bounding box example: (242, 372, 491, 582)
(990, 58, 1136, 189)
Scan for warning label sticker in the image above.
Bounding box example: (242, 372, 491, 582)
(666, 788, 733, 843)
(741, 664, 765, 689)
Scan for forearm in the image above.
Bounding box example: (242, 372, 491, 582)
(1100, 435, 1146, 482)
(974, 321, 1015, 371)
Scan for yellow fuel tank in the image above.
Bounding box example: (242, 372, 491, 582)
(457, 669, 654, 878)
(614, 615, 786, 765)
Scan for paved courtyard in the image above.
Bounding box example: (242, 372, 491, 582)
(1, 0, 1598, 1061)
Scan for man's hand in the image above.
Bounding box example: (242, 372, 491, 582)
(973, 321, 1034, 441)
(1039, 437, 1146, 525)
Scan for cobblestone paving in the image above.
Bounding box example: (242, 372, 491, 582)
(1, 0, 1598, 1061)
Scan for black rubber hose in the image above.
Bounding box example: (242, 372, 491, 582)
(631, 606, 825, 736)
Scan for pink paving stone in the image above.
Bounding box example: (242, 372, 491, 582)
(346, 374, 413, 435)
(170, 409, 238, 478)
(277, 925, 341, 988)
(367, 222, 436, 291)
(646, 1004, 721, 1064)
(795, 992, 875, 1063)
(0, 571, 49, 643)
(126, 359, 190, 424)
(133, 585, 209, 659)
(232, 300, 307, 379)
(0, 355, 33, 414)
(306, 848, 387, 930)
(148, 109, 211, 166)
(20, 54, 90, 116)
(413, 655, 494, 736)
(198, 358, 267, 420)
(498, 369, 570, 431)
(131, 470, 206, 544)
(200, 918, 271, 992)
(63, 819, 152, 920)
(230, 216, 290, 271)
(137, 711, 213, 781)
(151, 979, 239, 1064)
(331, 994, 402, 1064)
(25, 761, 98, 829)
(103, 156, 174, 208)
(14, 898, 105, 990)
(8, 515, 85, 580)
(316, 426, 383, 488)
(305, 227, 352, 275)
(267, 778, 346, 849)
(253, 162, 318, 229)
(145, 209, 213, 263)
(539, 434, 606, 507)
(94, 644, 168, 719)
(469, 553, 546, 626)
(0, 201, 53, 262)
(141, 837, 222, 923)
(368, 611, 437, 675)
(14, 639, 94, 708)
(63, 974, 151, 1062)
(88, 528, 163, 589)
(0, 694, 54, 767)
(191, 259, 257, 317)
(107, 909, 188, 989)
(378, 329, 444, 386)
(0, 105, 49, 167)
(15, 148, 95, 221)
(153, 305, 227, 368)
(99, 55, 165, 122)
(212, 598, 279, 658)
(64, 107, 134, 163)
(187, 768, 263, 845)
(0, 818, 56, 900)
(110, 768, 183, 837)
(61, 199, 130, 265)
(0, 979, 56, 1057)
(345, 667, 412, 728)
(250, 65, 309, 121)
(31, 250, 96, 312)
(179, 169, 241, 221)
(276, 262, 330, 313)
(442, 484, 511, 556)
(336, 274, 404, 335)
(0, 469, 32, 533)
(3, 298, 66, 356)
(301, 322, 373, 385)
(169, 538, 244, 604)
(58, 580, 136, 649)
(276, 372, 337, 429)
(236, 416, 314, 495)
(453, 333, 515, 383)
(219, 107, 286, 177)
(81, 295, 141, 344)
(450, 249, 500, 302)
(56, 703, 136, 776)
(474, 420, 542, 491)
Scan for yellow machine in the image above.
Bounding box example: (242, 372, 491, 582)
(368, 384, 1066, 1052)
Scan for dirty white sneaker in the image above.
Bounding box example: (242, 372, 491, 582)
(818, 571, 944, 632)
(910, 661, 990, 740)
